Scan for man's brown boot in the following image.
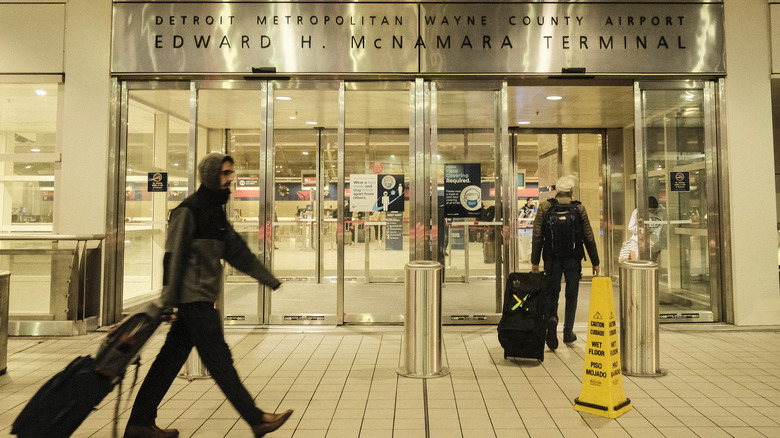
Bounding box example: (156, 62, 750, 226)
(251, 409, 293, 437)
(124, 424, 179, 438)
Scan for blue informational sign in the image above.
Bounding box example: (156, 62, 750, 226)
(148, 172, 167, 192)
(444, 163, 482, 218)
(670, 171, 690, 192)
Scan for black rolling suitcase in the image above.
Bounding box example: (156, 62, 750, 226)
(12, 304, 164, 438)
(497, 272, 549, 361)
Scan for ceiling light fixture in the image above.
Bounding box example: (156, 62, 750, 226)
(546, 95, 563, 101)
(517, 121, 531, 125)
(305, 121, 317, 125)
(276, 96, 292, 101)
(35, 90, 47, 96)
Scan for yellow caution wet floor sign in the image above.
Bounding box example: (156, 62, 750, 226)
(573, 276, 632, 418)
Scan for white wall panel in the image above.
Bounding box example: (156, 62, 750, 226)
(0, 4, 64, 73)
(724, 0, 780, 325)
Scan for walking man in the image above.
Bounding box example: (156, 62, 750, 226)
(530, 176, 600, 350)
(125, 153, 292, 438)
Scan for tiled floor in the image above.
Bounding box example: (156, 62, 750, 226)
(3, 323, 780, 438)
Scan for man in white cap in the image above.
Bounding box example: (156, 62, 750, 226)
(531, 176, 600, 349)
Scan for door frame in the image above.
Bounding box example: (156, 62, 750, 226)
(633, 80, 722, 322)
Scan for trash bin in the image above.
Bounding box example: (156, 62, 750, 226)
(397, 261, 449, 378)
(0, 271, 10, 375)
(619, 260, 667, 377)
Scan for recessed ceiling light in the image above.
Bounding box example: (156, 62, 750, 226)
(305, 121, 317, 125)
(35, 90, 47, 96)
(276, 96, 292, 101)
(30, 148, 40, 152)
(289, 116, 296, 120)
(25, 165, 31, 169)
(517, 121, 531, 125)
(302, 151, 309, 155)
(546, 95, 563, 101)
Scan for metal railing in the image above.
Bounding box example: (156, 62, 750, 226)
(0, 234, 105, 336)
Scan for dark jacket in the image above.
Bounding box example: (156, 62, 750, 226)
(530, 193, 600, 266)
(161, 156, 280, 309)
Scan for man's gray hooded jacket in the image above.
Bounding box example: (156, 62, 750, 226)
(161, 153, 280, 310)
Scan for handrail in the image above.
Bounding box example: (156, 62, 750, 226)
(0, 234, 105, 241)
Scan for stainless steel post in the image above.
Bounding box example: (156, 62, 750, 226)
(178, 289, 225, 381)
(0, 271, 9, 375)
(619, 260, 667, 377)
(397, 261, 449, 378)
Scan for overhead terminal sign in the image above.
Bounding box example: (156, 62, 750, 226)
(112, 2, 724, 75)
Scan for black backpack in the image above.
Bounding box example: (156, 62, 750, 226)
(543, 198, 583, 258)
(12, 304, 162, 438)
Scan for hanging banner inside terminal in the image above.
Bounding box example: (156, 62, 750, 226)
(112, 2, 724, 74)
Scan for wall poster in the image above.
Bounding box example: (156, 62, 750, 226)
(350, 174, 405, 212)
(444, 163, 481, 218)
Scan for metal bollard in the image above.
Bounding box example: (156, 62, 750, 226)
(397, 261, 449, 378)
(619, 260, 667, 377)
(178, 294, 225, 381)
(0, 272, 9, 375)
(179, 349, 211, 381)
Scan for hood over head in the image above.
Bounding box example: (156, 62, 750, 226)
(198, 152, 234, 193)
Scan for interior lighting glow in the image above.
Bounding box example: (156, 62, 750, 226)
(517, 121, 531, 125)
(305, 121, 317, 125)
(30, 148, 40, 152)
(35, 90, 47, 96)
(546, 95, 563, 101)
(276, 96, 292, 101)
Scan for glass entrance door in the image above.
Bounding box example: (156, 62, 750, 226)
(634, 81, 721, 321)
(509, 130, 604, 278)
(342, 82, 413, 323)
(434, 82, 505, 322)
(196, 82, 267, 324)
(268, 82, 341, 324)
(119, 83, 191, 310)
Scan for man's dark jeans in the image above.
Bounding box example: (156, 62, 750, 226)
(128, 302, 264, 427)
(545, 256, 582, 333)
